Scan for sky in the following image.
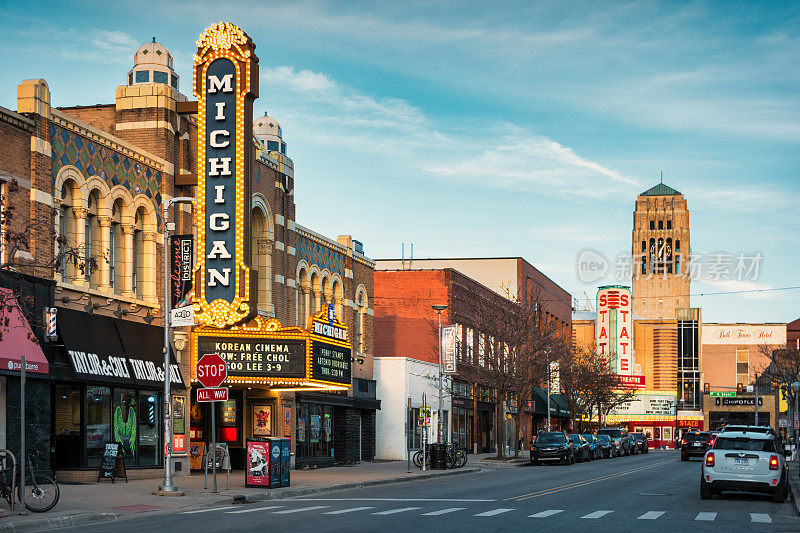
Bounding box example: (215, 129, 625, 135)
(1, 0, 798, 323)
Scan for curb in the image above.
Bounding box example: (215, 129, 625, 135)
(788, 472, 800, 516)
(243, 466, 482, 502)
(0, 467, 481, 530)
(0, 511, 119, 531)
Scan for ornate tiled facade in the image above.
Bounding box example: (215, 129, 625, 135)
(49, 122, 163, 228)
(296, 233, 345, 279)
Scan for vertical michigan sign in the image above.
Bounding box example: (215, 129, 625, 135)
(193, 22, 259, 328)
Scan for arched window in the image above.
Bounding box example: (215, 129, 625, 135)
(85, 189, 102, 288)
(251, 205, 272, 315)
(309, 271, 319, 315)
(297, 267, 308, 327)
(332, 278, 344, 321)
(58, 180, 78, 283)
(110, 198, 125, 292)
(321, 276, 330, 309)
(354, 285, 367, 355)
(133, 207, 144, 299)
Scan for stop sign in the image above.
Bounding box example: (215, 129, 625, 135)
(197, 353, 227, 388)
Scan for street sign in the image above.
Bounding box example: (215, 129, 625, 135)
(197, 387, 229, 402)
(197, 353, 227, 388)
(710, 391, 736, 398)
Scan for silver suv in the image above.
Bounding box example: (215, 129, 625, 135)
(701, 431, 788, 502)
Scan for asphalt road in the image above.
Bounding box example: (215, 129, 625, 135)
(67, 451, 799, 532)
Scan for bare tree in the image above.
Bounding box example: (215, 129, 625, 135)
(1, 178, 99, 340)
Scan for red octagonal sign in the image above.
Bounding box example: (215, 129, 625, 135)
(196, 353, 227, 388)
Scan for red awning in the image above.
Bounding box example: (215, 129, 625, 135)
(0, 288, 49, 374)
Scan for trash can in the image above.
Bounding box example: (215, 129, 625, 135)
(428, 443, 447, 470)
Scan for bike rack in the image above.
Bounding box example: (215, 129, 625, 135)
(0, 449, 17, 511)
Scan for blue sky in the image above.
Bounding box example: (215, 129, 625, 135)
(2, 1, 798, 322)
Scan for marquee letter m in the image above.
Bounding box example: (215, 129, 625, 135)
(208, 74, 233, 94)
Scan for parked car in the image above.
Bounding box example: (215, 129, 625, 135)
(719, 425, 777, 437)
(595, 434, 615, 458)
(568, 434, 590, 462)
(582, 434, 604, 460)
(701, 431, 789, 502)
(531, 431, 574, 465)
(631, 432, 649, 453)
(626, 434, 639, 455)
(681, 431, 714, 461)
(597, 428, 631, 456)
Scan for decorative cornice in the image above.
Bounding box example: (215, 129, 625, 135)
(0, 105, 34, 132)
(52, 109, 167, 173)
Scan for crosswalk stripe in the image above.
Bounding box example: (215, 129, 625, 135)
(637, 511, 665, 520)
(750, 513, 772, 523)
(695, 512, 717, 521)
(528, 510, 565, 518)
(372, 507, 422, 515)
(421, 508, 466, 516)
(226, 505, 283, 514)
(182, 506, 236, 514)
(322, 506, 375, 515)
(474, 508, 514, 517)
(581, 510, 613, 519)
(273, 506, 329, 514)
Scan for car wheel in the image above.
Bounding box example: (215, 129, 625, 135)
(532, 459, 540, 466)
(700, 475, 713, 500)
(681, 453, 688, 461)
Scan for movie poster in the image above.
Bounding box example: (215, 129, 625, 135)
(253, 405, 272, 437)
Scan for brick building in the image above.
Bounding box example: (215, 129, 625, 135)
(374, 258, 571, 455)
(0, 35, 376, 479)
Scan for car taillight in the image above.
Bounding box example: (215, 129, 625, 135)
(769, 455, 779, 470)
(680, 439, 685, 445)
(709, 439, 714, 446)
(705, 452, 715, 467)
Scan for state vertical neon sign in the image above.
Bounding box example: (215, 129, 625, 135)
(193, 22, 259, 328)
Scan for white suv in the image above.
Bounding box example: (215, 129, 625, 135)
(701, 431, 788, 502)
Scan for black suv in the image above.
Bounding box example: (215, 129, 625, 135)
(531, 431, 574, 465)
(680, 431, 713, 461)
(597, 428, 631, 456)
(631, 432, 649, 454)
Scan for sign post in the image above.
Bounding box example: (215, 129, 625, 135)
(197, 352, 229, 493)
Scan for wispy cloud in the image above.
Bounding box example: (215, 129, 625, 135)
(263, 65, 640, 200)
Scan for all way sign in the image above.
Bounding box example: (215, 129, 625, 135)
(197, 387, 229, 402)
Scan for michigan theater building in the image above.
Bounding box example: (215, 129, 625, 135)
(0, 22, 377, 480)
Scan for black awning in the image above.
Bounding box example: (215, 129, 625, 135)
(296, 392, 381, 411)
(57, 307, 135, 386)
(115, 320, 185, 389)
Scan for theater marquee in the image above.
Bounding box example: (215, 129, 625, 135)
(193, 22, 259, 328)
(191, 311, 352, 390)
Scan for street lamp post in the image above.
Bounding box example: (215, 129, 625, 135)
(158, 196, 195, 495)
(432, 305, 448, 444)
(793, 381, 800, 462)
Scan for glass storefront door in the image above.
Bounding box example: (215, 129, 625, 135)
(85, 386, 111, 467)
(296, 403, 334, 463)
(452, 407, 473, 451)
(138, 391, 160, 466)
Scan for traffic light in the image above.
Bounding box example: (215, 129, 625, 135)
(703, 382, 710, 394)
(737, 383, 744, 394)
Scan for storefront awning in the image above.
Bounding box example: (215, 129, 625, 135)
(57, 308, 184, 388)
(530, 388, 570, 417)
(116, 320, 185, 388)
(0, 289, 48, 374)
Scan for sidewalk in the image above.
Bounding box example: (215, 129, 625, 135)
(788, 461, 800, 516)
(0, 461, 480, 531)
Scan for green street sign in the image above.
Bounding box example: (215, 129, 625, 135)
(710, 391, 736, 398)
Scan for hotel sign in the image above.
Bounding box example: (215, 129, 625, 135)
(193, 22, 259, 328)
(596, 286, 633, 375)
(702, 324, 786, 346)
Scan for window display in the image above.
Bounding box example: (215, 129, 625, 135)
(113, 389, 137, 463)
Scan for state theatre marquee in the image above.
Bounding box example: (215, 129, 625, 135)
(190, 310, 352, 390)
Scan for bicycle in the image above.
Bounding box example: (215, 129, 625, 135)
(0, 449, 60, 513)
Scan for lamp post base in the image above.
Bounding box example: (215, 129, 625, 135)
(153, 486, 185, 497)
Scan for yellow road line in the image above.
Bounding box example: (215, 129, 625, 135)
(504, 459, 676, 502)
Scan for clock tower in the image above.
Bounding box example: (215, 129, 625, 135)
(631, 182, 690, 319)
